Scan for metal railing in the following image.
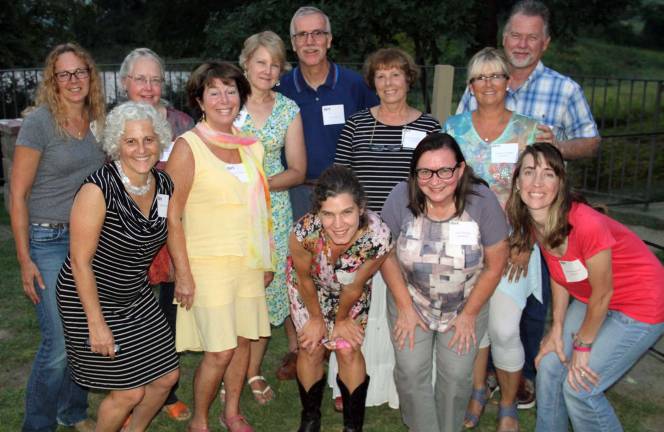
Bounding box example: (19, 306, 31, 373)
(2, 63, 663, 205)
(566, 132, 664, 206)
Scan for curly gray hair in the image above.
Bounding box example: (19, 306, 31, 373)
(102, 101, 172, 160)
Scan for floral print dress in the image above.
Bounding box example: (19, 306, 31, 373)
(239, 92, 300, 326)
(287, 210, 393, 335)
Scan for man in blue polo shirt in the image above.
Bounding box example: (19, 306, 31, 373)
(277, 5, 378, 220)
(456, 0, 600, 415)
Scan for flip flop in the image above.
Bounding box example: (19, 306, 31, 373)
(162, 400, 191, 421)
(247, 375, 274, 405)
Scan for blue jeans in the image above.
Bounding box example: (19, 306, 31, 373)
(520, 252, 551, 381)
(23, 225, 88, 432)
(536, 300, 664, 432)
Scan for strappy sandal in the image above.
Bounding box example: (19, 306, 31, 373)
(497, 403, 520, 432)
(464, 387, 489, 429)
(220, 414, 254, 432)
(162, 400, 192, 421)
(219, 382, 226, 406)
(247, 375, 274, 405)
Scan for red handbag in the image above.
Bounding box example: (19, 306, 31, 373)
(148, 245, 174, 285)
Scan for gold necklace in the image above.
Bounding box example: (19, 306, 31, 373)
(66, 116, 86, 139)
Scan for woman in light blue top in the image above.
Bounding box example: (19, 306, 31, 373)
(443, 47, 539, 432)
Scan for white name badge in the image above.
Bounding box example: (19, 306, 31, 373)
(491, 142, 519, 164)
(448, 221, 479, 245)
(560, 259, 588, 283)
(156, 194, 169, 218)
(160, 141, 175, 162)
(322, 104, 345, 125)
(335, 269, 357, 285)
(226, 163, 248, 183)
(233, 108, 248, 129)
(402, 129, 427, 149)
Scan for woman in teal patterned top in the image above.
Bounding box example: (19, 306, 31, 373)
(235, 31, 306, 405)
(443, 47, 539, 432)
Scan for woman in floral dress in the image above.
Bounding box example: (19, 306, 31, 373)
(288, 166, 392, 431)
(235, 31, 306, 403)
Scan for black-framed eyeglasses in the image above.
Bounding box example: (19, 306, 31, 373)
(415, 164, 460, 180)
(291, 30, 329, 42)
(127, 75, 164, 87)
(54, 68, 90, 82)
(469, 73, 508, 85)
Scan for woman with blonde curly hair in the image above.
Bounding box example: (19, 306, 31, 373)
(10, 42, 106, 432)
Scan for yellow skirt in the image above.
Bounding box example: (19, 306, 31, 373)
(175, 256, 271, 352)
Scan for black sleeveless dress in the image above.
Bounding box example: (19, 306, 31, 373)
(56, 162, 178, 389)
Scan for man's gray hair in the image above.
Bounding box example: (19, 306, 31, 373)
(289, 6, 331, 36)
(103, 101, 172, 160)
(504, 0, 550, 38)
(119, 47, 165, 80)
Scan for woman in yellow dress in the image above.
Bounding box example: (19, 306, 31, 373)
(166, 61, 272, 432)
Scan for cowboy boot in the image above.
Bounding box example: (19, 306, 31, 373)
(296, 376, 325, 432)
(337, 375, 370, 432)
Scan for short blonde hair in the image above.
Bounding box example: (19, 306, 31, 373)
(102, 102, 172, 160)
(466, 47, 510, 85)
(239, 31, 292, 74)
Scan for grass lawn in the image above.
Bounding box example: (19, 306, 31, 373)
(0, 202, 660, 431)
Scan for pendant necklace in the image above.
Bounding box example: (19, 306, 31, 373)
(114, 160, 151, 196)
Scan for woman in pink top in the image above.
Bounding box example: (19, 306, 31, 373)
(505, 142, 664, 432)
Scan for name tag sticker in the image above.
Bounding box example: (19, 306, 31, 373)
(560, 259, 588, 283)
(160, 141, 175, 162)
(491, 143, 519, 163)
(322, 104, 345, 125)
(448, 221, 479, 245)
(335, 269, 356, 285)
(233, 108, 248, 128)
(402, 129, 427, 149)
(156, 194, 169, 218)
(226, 163, 249, 183)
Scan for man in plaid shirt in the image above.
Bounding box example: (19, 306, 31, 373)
(457, 0, 600, 160)
(456, 0, 600, 413)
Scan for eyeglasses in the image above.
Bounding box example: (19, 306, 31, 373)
(291, 30, 329, 43)
(415, 164, 460, 180)
(54, 68, 90, 82)
(469, 73, 508, 84)
(127, 75, 164, 87)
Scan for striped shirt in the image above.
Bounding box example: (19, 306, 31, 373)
(457, 61, 598, 141)
(334, 108, 440, 211)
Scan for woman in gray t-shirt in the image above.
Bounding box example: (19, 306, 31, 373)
(380, 133, 509, 432)
(10, 43, 105, 431)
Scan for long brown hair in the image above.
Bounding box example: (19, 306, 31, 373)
(506, 142, 580, 251)
(35, 43, 105, 136)
(408, 132, 487, 218)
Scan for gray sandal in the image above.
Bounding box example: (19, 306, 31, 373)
(463, 387, 488, 429)
(497, 403, 520, 432)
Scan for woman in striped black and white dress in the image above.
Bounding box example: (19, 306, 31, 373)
(332, 47, 440, 410)
(56, 102, 179, 432)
